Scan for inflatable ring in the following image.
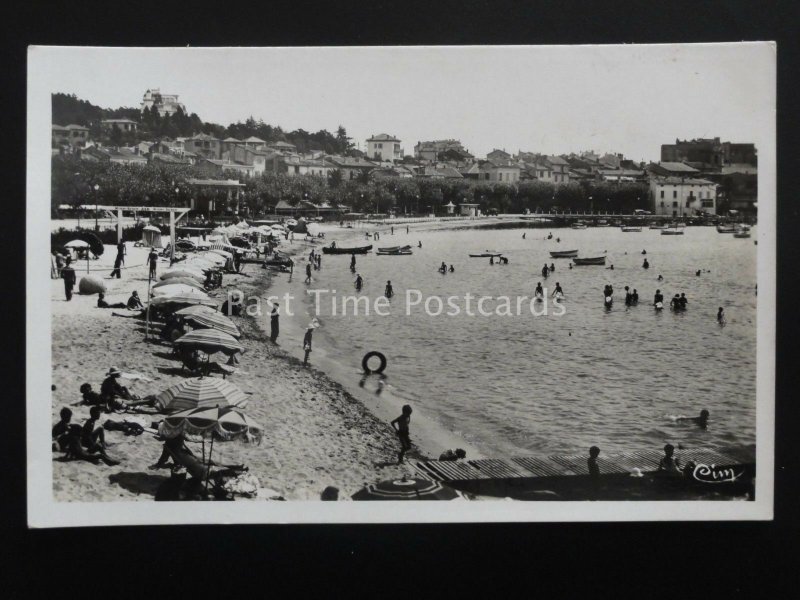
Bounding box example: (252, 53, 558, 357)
(362, 351, 387, 374)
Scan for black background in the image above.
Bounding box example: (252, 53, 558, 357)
(1, 1, 798, 596)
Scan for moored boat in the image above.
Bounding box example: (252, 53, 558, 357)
(572, 256, 606, 266)
(377, 250, 413, 255)
(469, 253, 503, 258)
(716, 224, 736, 233)
(661, 227, 684, 235)
(649, 222, 667, 230)
(733, 224, 751, 238)
(549, 249, 578, 258)
(321, 244, 373, 254)
(571, 221, 588, 230)
(621, 226, 642, 232)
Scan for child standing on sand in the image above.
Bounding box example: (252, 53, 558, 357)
(391, 404, 413, 464)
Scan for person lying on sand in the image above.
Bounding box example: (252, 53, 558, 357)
(97, 292, 127, 309)
(74, 383, 105, 408)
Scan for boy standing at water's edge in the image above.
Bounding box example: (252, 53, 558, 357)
(391, 405, 413, 464)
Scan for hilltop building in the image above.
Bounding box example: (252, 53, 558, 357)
(141, 88, 186, 117)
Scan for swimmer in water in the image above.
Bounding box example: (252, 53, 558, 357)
(549, 262, 555, 272)
(535, 282, 544, 298)
(354, 273, 363, 291)
(677, 410, 710, 430)
(641, 249, 647, 255)
(670, 294, 681, 310)
(350, 254, 356, 270)
(717, 306, 726, 325)
(568, 263, 573, 269)
(643, 258, 649, 269)
(552, 282, 564, 298)
(624, 286, 632, 306)
(522, 233, 526, 239)
(696, 269, 701, 276)
(631, 289, 639, 304)
(653, 289, 664, 306)
(449, 265, 454, 273)
(607, 264, 614, 270)
(659, 444, 682, 474)
(556, 237, 561, 243)
(542, 264, 549, 278)
(439, 262, 447, 274)
(657, 274, 664, 281)
(418, 241, 422, 248)
(384, 280, 393, 298)
(679, 293, 688, 310)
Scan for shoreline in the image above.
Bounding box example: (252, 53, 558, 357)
(246, 225, 486, 462)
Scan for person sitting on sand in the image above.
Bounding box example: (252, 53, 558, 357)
(439, 448, 467, 461)
(100, 367, 135, 407)
(658, 444, 682, 474)
(81, 406, 109, 453)
(391, 404, 413, 464)
(60, 420, 120, 466)
(677, 410, 709, 430)
(127, 291, 144, 310)
(96, 292, 126, 309)
(52, 407, 76, 452)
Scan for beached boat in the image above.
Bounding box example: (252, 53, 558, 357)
(321, 244, 373, 254)
(621, 226, 642, 232)
(733, 224, 751, 238)
(377, 245, 412, 252)
(649, 223, 667, 230)
(571, 222, 588, 230)
(595, 220, 610, 227)
(572, 256, 606, 266)
(716, 224, 736, 233)
(549, 249, 579, 258)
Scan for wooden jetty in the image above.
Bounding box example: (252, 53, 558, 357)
(414, 446, 755, 500)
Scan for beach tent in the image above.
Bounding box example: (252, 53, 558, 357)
(152, 277, 205, 291)
(142, 225, 163, 248)
(64, 239, 90, 249)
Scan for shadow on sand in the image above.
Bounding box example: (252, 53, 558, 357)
(109, 471, 170, 497)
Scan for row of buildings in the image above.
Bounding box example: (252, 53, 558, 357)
(52, 88, 757, 217)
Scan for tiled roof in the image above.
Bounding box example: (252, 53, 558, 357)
(652, 176, 716, 185)
(189, 133, 220, 141)
(544, 155, 570, 166)
(656, 161, 699, 173)
(327, 156, 377, 168)
(102, 118, 138, 124)
(244, 136, 266, 143)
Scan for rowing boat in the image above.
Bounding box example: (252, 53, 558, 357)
(572, 256, 606, 266)
(377, 250, 413, 255)
(469, 253, 503, 258)
(377, 245, 412, 252)
(549, 249, 578, 258)
(621, 226, 642, 232)
(716, 224, 736, 233)
(321, 244, 373, 254)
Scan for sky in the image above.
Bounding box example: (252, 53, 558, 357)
(32, 44, 775, 162)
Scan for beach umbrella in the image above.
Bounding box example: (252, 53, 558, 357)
(154, 377, 249, 412)
(181, 310, 240, 338)
(208, 249, 234, 259)
(175, 305, 218, 317)
(197, 252, 227, 266)
(152, 277, 205, 292)
(64, 239, 90, 248)
(174, 329, 244, 354)
(351, 478, 460, 501)
(152, 284, 210, 297)
(161, 269, 206, 282)
(150, 294, 218, 309)
(143, 225, 160, 232)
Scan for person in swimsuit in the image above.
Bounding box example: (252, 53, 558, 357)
(677, 410, 709, 429)
(449, 265, 455, 273)
(631, 289, 639, 304)
(654, 289, 664, 306)
(535, 282, 544, 298)
(384, 280, 394, 298)
(624, 286, 632, 306)
(391, 404, 413, 464)
(658, 444, 682, 474)
(542, 264, 549, 278)
(355, 274, 363, 291)
(552, 282, 564, 297)
(643, 258, 649, 269)
(717, 307, 726, 325)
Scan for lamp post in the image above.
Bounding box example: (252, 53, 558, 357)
(94, 184, 100, 231)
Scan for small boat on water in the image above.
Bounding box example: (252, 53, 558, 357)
(572, 256, 606, 266)
(549, 249, 578, 258)
(621, 226, 642, 232)
(649, 222, 667, 230)
(716, 224, 736, 233)
(321, 244, 373, 254)
(661, 226, 684, 235)
(378, 245, 412, 253)
(733, 224, 751, 238)
(571, 222, 588, 230)
(377, 250, 413, 256)
(469, 252, 503, 258)
(596, 220, 610, 227)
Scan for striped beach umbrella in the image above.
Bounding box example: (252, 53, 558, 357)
(351, 478, 460, 501)
(154, 377, 248, 412)
(182, 311, 240, 338)
(152, 277, 205, 292)
(150, 294, 218, 309)
(161, 269, 206, 283)
(160, 405, 263, 441)
(174, 329, 244, 354)
(152, 284, 210, 297)
(175, 305, 218, 317)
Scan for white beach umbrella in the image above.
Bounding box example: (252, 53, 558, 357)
(152, 284, 210, 297)
(64, 239, 90, 248)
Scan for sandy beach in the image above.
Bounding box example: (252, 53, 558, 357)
(50, 231, 438, 502)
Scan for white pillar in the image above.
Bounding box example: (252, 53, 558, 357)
(117, 208, 123, 243)
(169, 210, 176, 262)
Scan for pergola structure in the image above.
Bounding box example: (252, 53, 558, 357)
(77, 204, 191, 261)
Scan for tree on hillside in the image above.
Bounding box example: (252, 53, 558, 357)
(336, 126, 354, 154)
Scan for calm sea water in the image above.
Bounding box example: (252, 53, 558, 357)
(292, 225, 757, 457)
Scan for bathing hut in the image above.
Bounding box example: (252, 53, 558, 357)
(142, 225, 163, 248)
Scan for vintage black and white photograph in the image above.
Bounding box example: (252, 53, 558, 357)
(26, 44, 775, 525)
